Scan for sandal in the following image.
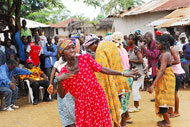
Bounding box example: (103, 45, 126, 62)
(169, 113, 180, 118)
(157, 120, 165, 126)
(158, 121, 171, 127)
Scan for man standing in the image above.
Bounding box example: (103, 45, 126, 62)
(20, 19, 32, 37)
(44, 37, 57, 79)
(141, 32, 160, 81)
(141, 32, 160, 101)
(26, 35, 42, 67)
(0, 60, 32, 111)
(54, 36, 59, 45)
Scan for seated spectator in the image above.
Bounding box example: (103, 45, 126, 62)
(0, 60, 32, 111)
(20, 19, 32, 37)
(20, 58, 50, 105)
(44, 37, 57, 79)
(15, 32, 29, 65)
(26, 35, 42, 67)
(5, 39, 16, 60)
(0, 50, 6, 66)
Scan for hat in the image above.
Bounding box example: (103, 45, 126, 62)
(112, 32, 124, 47)
(155, 31, 163, 36)
(180, 32, 187, 38)
(84, 34, 99, 48)
(26, 58, 33, 63)
(135, 30, 142, 35)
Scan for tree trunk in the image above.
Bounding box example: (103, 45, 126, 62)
(15, 0, 21, 32)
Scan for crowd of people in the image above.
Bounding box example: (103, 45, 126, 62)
(0, 19, 189, 127)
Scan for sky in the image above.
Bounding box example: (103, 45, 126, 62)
(62, 0, 152, 19)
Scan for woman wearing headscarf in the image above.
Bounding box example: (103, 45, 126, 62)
(83, 34, 100, 59)
(48, 39, 80, 127)
(57, 39, 137, 127)
(95, 32, 134, 127)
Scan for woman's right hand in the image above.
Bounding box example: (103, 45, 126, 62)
(47, 84, 54, 95)
(57, 73, 74, 82)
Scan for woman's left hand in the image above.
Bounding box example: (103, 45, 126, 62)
(123, 68, 138, 77)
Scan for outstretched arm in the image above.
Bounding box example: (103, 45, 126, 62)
(100, 67, 138, 77)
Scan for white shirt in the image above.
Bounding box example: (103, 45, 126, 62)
(176, 41, 188, 52)
(0, 45, 5, 53)
(54, 57, 67, 72)
(10, 45, 17, 54)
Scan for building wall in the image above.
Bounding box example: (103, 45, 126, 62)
(113, 11, 172, 36)
(96, 28, 112, 37)
(50, 28, 69, 39)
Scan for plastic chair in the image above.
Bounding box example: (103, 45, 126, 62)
(24, 80, 51, 104)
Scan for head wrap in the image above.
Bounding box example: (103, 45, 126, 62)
(135, 30, 142, 35)
(57, 39, 74, 55)
(105, 35, 113, 42)
(112, 32, 124, 47)
(70, 38, 80, 54)
(105, 32, 112, 36)
(26, 58, 33, 63)
(84, 34, 99, 48)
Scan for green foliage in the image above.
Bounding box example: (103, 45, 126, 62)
(26, 6, 70, 24)
(74, 0, 100, 8)
(102, 0, 144, 15)
(21, 0, 65, 17)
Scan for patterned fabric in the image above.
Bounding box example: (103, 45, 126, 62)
(84, 34, 99, 48)
(112, 32, 124, 47)
(20, 67, 44, 81)
(95, 41, 129, 126)
(59, 54, 112, 127)
(144, 40, 160, 77)
(57, 39, 74, 55)
(120, 70, 133, 113)
(155, 67, 175, 117)
(57, 93, 75, 127)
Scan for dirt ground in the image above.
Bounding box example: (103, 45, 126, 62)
(0, 90, 190, 127)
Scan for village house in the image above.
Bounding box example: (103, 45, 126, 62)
(112, 0, 190, 36)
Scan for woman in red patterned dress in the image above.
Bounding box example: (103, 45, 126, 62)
(57, 39, 137, 127)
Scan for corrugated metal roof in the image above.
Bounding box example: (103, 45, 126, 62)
(120, 0, 190, 17)
(147, 19, 169, 27)
(153, 7, 190, 28)
(21, 18, 50, 28)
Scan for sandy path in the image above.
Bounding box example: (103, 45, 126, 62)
(0, 90, 189, 127)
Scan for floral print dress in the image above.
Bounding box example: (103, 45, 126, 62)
(59, 54, 112, 127)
